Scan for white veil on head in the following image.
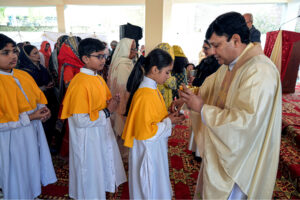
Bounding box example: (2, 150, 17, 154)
(107, 38, 135, 138)
(108, 38, 134, 88)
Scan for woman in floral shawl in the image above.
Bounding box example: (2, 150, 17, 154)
(57, 36, 84, 157)
(48, 35, 69, 88)
(156, 43, 177, 109)
(172, 45, 188, 98)
(57, 36, 84, 102)
(108, 38, 136, 160)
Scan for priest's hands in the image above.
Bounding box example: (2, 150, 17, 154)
(29, 106, 51, 122)
(168, 111, 185, 124)
(169, 98, 184, 113)
(178, 84, 204, 113)
(168, 91, 186, 125)
(107, 93, 120, 113)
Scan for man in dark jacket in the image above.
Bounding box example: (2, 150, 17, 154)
(192, 40, 221, 87)
(243, 13, 261, 43)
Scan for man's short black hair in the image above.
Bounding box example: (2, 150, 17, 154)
(0, 34, 16, 50)
(78, 38, 106, 61)
(206, 12, 250, 44)
(204, 39, 211, 47)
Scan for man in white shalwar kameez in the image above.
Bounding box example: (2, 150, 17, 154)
(174, 12, 281, 199)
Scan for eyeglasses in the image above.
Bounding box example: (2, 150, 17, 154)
(90, 54, 108, 60)
(131, 48, 138, 51)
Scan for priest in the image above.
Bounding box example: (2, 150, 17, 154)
(173, 12, 281, 199)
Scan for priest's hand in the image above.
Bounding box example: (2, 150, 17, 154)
(179, 84, 204, 113)
(107, 93, 120, 113)
(169, 98, 184, 113)
(168, 111, 185, 124)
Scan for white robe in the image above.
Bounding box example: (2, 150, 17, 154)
(188, 131, 201, 158)
(128, 77, 173, 199)
(0, 70, 57, 199)
(68, 68, 127, 199)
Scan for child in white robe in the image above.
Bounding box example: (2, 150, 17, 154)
(60, 38, 126, 199)
(0, 34, 57, 199)
(122, 48, 185, 199)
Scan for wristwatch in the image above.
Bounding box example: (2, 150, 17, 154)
(103, 108, 111, 118)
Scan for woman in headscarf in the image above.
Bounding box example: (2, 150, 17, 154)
(48, 35, 69, 88)
(18, 45, 58, 148)
(156, 43, 177, 109)
(172, 45, 188, 98)
(108, 38, 136, 160)
(57, 36, 84, 102)
(56, 36, 84, 157)
(39, 41, 52, 68)
(18, 45, 52, 90)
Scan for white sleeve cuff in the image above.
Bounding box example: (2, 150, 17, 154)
(20, 112, 31, 126)
(37, 104, 46, 109)
(0, 112, 31, 131)
(147, 117, 172, 142)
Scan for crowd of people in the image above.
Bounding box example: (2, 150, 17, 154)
(0, 11, 281, 200)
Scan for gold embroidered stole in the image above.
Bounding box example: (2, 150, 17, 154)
(214, 43, 263, 109)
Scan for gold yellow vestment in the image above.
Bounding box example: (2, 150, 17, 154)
(0, 69, 47, 123)
(193, 43, 282, 199)
(122, 88, 168, 148)
(60, 72, 112, 121)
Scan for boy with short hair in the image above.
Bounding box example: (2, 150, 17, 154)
(60, 38, 126, 199)
(0, 33, 57, 199)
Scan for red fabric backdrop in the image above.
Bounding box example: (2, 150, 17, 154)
(264, 30, 300, 82)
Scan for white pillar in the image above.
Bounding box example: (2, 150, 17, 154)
(145, 0, 173, 54)
(56, 5, 66, 33)
(162, 0, 173, 42)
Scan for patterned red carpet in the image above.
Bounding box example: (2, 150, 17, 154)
(282, 84, 300, 128)
(39, 124, 201, 199)
(40, 121, 300, 199)
(40, 83, 300, 199)
(276, 83, 300, 199)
